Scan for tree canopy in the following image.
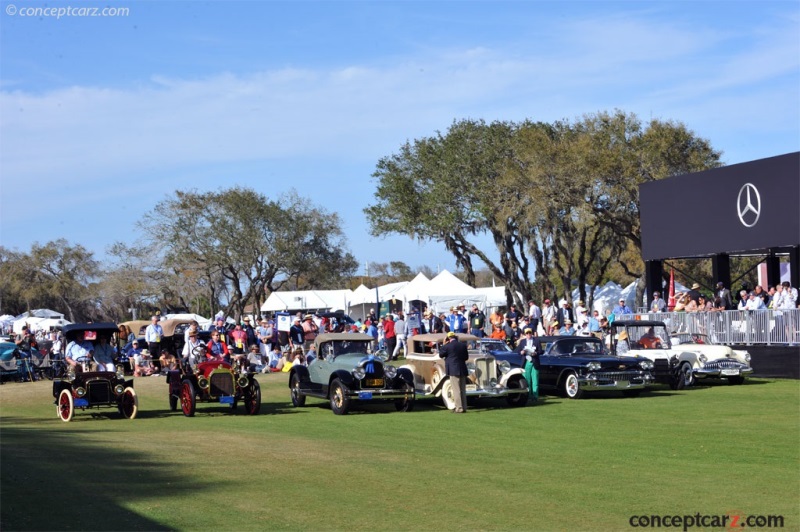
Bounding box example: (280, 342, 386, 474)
(365, 110, 722, 307)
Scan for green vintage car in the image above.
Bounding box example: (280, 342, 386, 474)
(288, 333, 415, 415)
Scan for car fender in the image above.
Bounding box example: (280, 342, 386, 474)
(674, 350, 701, 368)
(395, 367, 414, 386)
(330, 369, 356, 388)
(498, 367, 526, 387)
(556, 367, 578, 388)
(289, 365, 310, 387)
(52, 379, 71, 398)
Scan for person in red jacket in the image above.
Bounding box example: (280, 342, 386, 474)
(383, 315, 397, 360)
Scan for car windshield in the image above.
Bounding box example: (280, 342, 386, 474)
(320, 340, 372, 359)
(480, 340, 512, 353)
(619, 325, 671, 349)
(548, 338, 605, 355)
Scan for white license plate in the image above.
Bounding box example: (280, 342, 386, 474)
(721, 369, 740, 376)
(465, 384, 477, 392)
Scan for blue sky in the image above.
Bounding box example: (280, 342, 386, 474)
(1, 1, 798, 276)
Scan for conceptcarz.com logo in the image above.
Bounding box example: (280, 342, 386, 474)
(737, 183, 761, 228)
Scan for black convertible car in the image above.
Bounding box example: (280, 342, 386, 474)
(536, 336, 654, 399)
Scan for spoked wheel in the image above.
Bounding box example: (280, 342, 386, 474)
(180, 380, 197, 417)
(562, 372, 583, 399)
(329, 378, 350, 415)
(290, 373, 306, 407)
(505, 376, 529, 406)
(119, 387, 138, 419)
(441, 379, 456, 410)
(395, 382, 415, 412)
(57, 389, 74, 422)
(245, 380, 261, 415)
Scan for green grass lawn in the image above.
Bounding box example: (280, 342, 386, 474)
(1, 374, 798, 531)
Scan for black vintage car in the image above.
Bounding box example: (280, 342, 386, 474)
(53, 323, 138, 422)
(289, 333, 415, 415)
(536, 336, 654, 399)
(167, 343, 261, 417)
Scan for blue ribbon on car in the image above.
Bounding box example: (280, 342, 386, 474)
(363, 354, 377, 374)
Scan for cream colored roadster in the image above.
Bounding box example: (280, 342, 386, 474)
(400, 333, 530, 409)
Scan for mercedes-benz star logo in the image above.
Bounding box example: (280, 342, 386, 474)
(737, 183, 761, 228)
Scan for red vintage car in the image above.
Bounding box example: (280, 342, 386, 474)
(167, 349, 261, 416)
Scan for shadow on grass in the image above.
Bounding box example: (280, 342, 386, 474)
(0, 421, 206, 531)
(267, 394, 558, 416)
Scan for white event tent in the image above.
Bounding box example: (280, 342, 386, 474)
(261, 289, 353, 314)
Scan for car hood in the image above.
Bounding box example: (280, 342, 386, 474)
(678, 344, 750, 364)
(327, 353, 384, 371)
(544, 353, 646, 370)
(490, 351, 525, 368)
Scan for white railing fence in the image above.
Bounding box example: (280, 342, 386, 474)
(631, 309, 800, 346)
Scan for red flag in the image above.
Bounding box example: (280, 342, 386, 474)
(667, 268, 676, 311)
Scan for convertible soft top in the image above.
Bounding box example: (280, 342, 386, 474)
(313, 333, 374, 349)
(63, 322, 119, 342)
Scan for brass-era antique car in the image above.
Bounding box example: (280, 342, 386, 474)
(167, 343, 261, 417)
(400, 333, 529, 409)
(289, 333, 415, 415)
(52, 323, 138, 422)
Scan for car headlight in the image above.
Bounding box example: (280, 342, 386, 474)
(639, 360, 653, 370)
(497, 360, 511, 374)
(114, 384, 125, 395)
(75, 387, 86, 397)
(586, 362, 601, 371)
(237, 375, 249, 388)
(116, 367, 125, 379)
(744, 353, 751, 363)
(384, 365, 397, 379)
(197, 376, 209, 389)
(698, 354, 707, 364)
(353, 368, 366, 380)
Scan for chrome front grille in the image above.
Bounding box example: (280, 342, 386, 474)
(87, 380, 112, 404)
(594, 371, 643, 383)
(210, 371, 235, 396)
(704, 359, 746, 369)
(473, 357, 496, 389)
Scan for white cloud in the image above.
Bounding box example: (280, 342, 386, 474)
(0, 7, 797, 267)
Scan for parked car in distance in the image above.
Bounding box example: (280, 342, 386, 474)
(120, 320, 150, 338)
(167, 343, 261, 417)
(52, 323, 137, 422)
(669, 332, 753, 385)
(402, 333, 529, 409)
(289, 333, 415, 415)
(536, 336, 654, 399)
